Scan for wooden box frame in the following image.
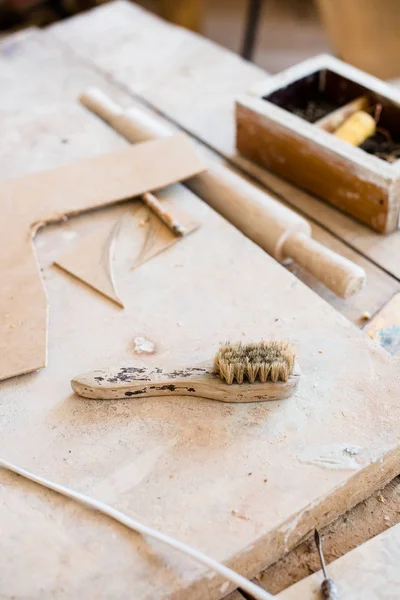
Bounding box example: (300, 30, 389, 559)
(236, 54, 400, 233)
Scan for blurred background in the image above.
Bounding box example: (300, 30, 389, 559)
(1, 0, 399, 80)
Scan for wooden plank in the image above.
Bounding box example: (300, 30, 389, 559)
(278, 522, 400, 599)
(365, 292, 400, 354)
(0, 27, 131, 174)
(49, 0, 400, 280)
(259, 475, 400, 594)
(1, 22, 400, 600)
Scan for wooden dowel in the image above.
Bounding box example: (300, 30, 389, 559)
(142, 191, 186, 236)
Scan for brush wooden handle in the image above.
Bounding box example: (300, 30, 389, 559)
(71, 364, 301, 402)
(80, 89, 366, 298)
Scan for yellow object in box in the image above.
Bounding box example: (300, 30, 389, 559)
(334, 110, 376, 146)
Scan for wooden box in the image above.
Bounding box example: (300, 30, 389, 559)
(236, 54, 400, 233)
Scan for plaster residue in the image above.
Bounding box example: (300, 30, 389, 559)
(219, 582, 230, 594)
(133, 336, 156, 354)
(62, 230, 78, 240)
(297, 443, 384, 470)
(281, 510, 304, 550)
(90, 444, 167, 504)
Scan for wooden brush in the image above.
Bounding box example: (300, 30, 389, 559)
(71, 341, 301, 402)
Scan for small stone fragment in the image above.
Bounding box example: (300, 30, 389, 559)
(231, 509, 250, 520)
(133, 336, 156, 355)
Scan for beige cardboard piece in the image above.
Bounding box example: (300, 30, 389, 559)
(54, 196, 200, 307)
(55, 219, 124, 308)
(278, 523, 400, 599)
(0, 134, 204, 381)
(130, 204, 200, 270)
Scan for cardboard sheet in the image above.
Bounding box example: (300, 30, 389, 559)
(0, 134, 204, 380)
(54, 219, 124, 307)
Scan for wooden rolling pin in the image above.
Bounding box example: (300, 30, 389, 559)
(80, 88, 366, 298)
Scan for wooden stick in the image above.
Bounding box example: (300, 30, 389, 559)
(142, 191, 186, 236)
(80, 88, 366, 298)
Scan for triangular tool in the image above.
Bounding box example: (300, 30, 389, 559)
(55, 220, 123, 308)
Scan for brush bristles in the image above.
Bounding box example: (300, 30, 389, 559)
(214, 341, 295, 385)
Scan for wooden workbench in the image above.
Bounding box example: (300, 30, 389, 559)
(0, 3, 399, 599)
(48, 13, 400, 596)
